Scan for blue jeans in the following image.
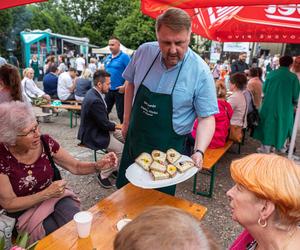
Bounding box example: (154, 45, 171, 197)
(105, 90, 124, 123)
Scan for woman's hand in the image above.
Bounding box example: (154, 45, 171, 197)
(43, 94, 51, 101)
(95, 152, 118, 171)
(43, 179, 67, 198)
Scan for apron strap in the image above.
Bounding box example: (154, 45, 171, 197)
(171, 61, 184, 94)
(140, 50, 185, 95)
(140, 51, 161, 85)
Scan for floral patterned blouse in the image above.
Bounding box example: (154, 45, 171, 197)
(0, 134, 60, 197)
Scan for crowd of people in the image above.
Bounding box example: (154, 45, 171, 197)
(0, 7, 300, 250)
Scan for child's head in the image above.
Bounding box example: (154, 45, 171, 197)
(114, 206, 219, 250)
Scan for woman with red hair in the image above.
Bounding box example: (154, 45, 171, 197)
(228, 154, 300, 249)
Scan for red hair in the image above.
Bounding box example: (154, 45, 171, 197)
(230, 154, 300, 227)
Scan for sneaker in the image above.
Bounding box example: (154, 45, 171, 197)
(111, 171, 118, 179)
(97, 174, 113, 189)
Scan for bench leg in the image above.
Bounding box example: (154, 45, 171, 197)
(94, 150, 97, 161)
(69, 111, 73, 128)
(74, 112, 78, 127)
(69, 111, 79, 128)
(193, 164, 216, 198)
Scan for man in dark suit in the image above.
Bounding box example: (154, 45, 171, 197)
(230, 52, 249, 74)
(78, 70, 123, 188)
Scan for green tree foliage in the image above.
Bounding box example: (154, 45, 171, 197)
(80, 23, 100, 45)
(114, 1, 156, 49)
(0, 9, 13, 56)
(59, 0, 98, 25)
(0, 0, 160, 60)
(86, 0, 134, 46)
(28, 7, 80, 37)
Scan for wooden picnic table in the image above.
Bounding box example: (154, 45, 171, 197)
(40, 104, 81, 128)
(36, 183, 207, 250)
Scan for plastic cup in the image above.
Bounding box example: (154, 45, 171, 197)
(73, 211, 93, 238)
(116, 218, 132, 231)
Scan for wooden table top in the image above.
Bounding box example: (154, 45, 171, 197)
(203, 140, 233, 169)
(36, 184, 207, 250)
(40, 104, 81, 111)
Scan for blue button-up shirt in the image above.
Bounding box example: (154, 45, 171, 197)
(123, 42, 218, 135)
(104, 51, 130, 90)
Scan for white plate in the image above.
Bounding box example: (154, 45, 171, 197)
(125, 155, 198, 189)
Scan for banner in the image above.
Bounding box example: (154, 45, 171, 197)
(223, 43, 250, 52)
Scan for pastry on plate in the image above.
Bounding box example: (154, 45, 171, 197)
(166, 148, 181, 164)
(151, 170, 170, 181)
(135, 152, 153, 171)
(176, 161, 195, 173)
(151, 150, 166, 163)
(166, 164, 177, 178)
(150, 160, 167, 173)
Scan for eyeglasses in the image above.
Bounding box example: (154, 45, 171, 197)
(17, 122, 40, 137)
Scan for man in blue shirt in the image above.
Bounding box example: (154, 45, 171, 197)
(116, 8, 218, 195)
(43, 64, 58, 98)
(104, 37, 130, 123)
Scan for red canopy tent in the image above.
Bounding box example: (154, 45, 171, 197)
(141, 1, 300, 44)
(0, 0, 47, 10)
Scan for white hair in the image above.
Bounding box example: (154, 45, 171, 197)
(0, 101, 36, 145)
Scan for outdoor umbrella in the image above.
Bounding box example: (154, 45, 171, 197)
(0, 0, 47, 10)
(141, 1, 300, 44)
(141, 0, 300, 160)
(141, 0, 300, 8)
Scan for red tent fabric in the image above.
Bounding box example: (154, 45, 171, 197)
(0, 0, 47, 10)
(141, 0, 300, 8)
(141, 1, 300, 43)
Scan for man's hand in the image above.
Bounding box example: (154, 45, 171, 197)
(116, 85, 125, 94)
(191, 152, 203, 170)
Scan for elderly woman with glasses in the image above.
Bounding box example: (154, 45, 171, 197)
(0, 101, 117, 243)
(227, 154, 300, 250)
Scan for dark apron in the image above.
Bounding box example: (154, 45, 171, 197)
(116, 52, 185, 195)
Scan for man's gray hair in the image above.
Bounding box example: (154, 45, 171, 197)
(155, 8, 191, 33)
(0, 101, 36, 145)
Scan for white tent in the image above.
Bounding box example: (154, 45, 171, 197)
(92, 44, 134, 56)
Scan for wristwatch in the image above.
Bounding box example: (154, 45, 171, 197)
(193, 149, 204, 159)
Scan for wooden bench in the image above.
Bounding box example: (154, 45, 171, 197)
(51, 99, 82, 105)
(32, 106, 52, 122)
(61, 100, 82, 105)
(193, 140, 233, 198)
(40, 104, 81, 128)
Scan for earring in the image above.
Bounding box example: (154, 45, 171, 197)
(258, 218, 267, 228)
